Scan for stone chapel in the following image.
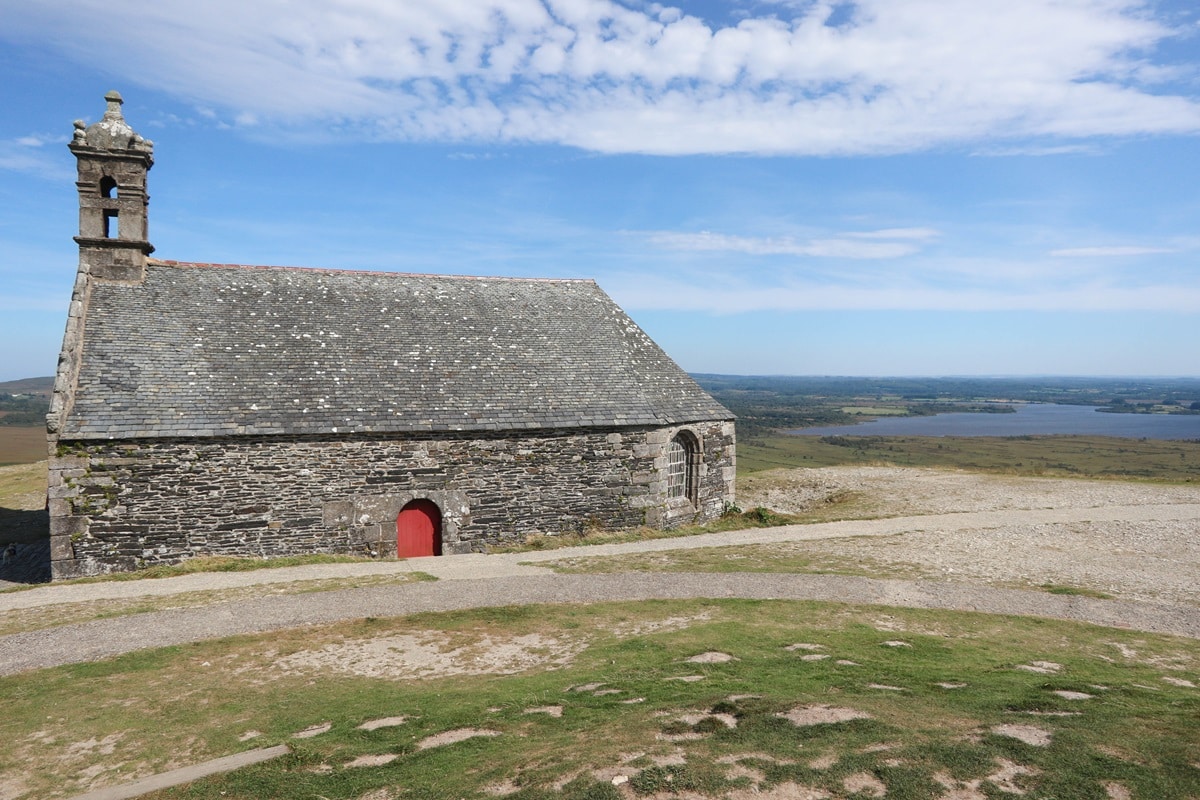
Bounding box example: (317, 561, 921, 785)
(46, 92, 736, 579)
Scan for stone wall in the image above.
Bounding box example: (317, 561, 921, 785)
(48, 421, 735, 578)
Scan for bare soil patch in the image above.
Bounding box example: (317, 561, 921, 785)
(777, 705, 872, 726)
(275, 631, 586, 680)
(728, 467, 1200, 606)
(991, 724, 1052, 747)
(739, 465, 1200, 517)
(416, 728, 500, 750)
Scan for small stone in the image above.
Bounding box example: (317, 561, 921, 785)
(524, 706, 563, 717)
(1017, 661, 1062, 674)
(991, 724, 1052, 747)
(358, 716, 408, 731)
(345, 753, 398, 768)
(293, 722, 332, 738)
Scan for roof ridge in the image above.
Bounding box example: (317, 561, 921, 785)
(146, 259, 594, 284)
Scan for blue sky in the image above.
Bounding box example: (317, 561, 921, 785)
(1, 0, 1199, 381)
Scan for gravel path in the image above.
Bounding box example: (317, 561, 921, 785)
(3, 572, 1198, 676)
(1, 467, 1197, 675)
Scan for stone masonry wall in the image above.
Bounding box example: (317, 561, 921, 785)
(48, 421, 735, 578)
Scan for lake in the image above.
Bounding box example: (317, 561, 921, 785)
(789, 403, 1200, 440)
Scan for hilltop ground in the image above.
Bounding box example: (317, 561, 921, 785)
(1, 460, 1198, 800)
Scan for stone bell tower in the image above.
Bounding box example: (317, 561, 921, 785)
(69, 90, 154, 281)
(47, 92, 157, 543)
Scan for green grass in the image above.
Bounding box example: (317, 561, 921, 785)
(534, 547, 1132, 603)
(0, 554, 382, 591)
(489, 498, 871, 554)
(1, 599, 1196, 800)
(0, 460, 46, 510)
(839, 406, 910, 416)
(540, 540, 927, 581)
(739, 433, 1200, 481)
(0, 572, 439, 637)
(93, 553, 379, 579)
(1039, 584, 1115, 600)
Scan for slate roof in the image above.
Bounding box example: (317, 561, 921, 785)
(61, 261, 732, 439)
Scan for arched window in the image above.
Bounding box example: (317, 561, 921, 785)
(666, 432, 698, 503)
(99, 176, 117, 198)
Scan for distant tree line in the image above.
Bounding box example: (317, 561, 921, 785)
(0, 393, 49, 426)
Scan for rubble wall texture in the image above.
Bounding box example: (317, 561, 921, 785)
(48, 421, 735, 578)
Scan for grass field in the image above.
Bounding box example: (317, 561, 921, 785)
(1, 599, 1196, 800)
(0, 426, 46, 466)
(839, 406, 910, 416)
(739, 433, 1200, 482)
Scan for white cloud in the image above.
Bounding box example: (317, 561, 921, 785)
(0, 136, 71, 180)
(643, 227, 937, 258)
(604, 269, 1200, 314)
(845, 228, 940, 241)
(973, 143, 1105, 156)
(5, 0, 1198, 154)
(600, 229, 1200, 313)
(1051, 245, 1180, 257)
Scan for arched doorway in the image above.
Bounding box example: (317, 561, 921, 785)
(396, 499, 443, 558)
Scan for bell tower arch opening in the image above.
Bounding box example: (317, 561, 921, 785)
(69, 90, 155, 282)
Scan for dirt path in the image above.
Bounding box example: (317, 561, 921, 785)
(3, 571, 1199, 676)
(1, 467, 1197, 675)
(3, 501, 1197, 612)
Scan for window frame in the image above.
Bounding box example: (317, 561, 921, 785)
(665, 431, 700, 505)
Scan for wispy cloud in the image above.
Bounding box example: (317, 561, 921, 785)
(845, 228, 941, 241)
(0, 135, 71, 180)
(973, 143, 1105, 157)
(1050, 245, 1180, 257)
(605, 269, 1200, 314)
(643, 228, 939, 259)
(5, 0, 1198, 155)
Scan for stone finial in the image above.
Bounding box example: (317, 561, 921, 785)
(74, 90, 154, 153)
(102, 90, 124, 120)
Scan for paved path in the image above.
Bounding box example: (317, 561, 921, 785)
(66, 746, 290, 800)
(3, 504, 1199, 676)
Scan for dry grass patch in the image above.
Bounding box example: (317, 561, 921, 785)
(0, 431, 47, 469)
(542, 540, 930, 581)
(0, 572, 429, 636)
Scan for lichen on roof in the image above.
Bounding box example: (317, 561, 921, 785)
(61, 261, 731, 439)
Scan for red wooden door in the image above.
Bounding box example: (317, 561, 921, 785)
(396, 499, 442, 558)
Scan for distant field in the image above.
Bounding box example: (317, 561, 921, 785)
(0, 427, 46, 466)
(739, 433, 1200, 482)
